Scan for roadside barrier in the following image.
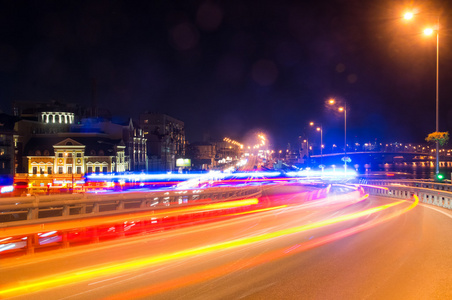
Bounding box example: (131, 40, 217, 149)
(359, 179, 452, 210)
(0, 185, 264, 256)
(0, 185, 263, 224)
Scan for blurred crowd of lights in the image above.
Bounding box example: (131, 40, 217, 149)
(223, 137, 244, 149)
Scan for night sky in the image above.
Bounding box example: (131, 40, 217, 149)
(1, 0, 452, 149)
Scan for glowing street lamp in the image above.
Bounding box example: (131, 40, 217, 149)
(424, 27, 434, 35)
(404, 12, 414, 20)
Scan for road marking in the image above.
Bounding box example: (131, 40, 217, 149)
(420, 203, 452, 219)
(88, 274, 128, 285)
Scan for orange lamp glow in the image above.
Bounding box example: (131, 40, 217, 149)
(424, 28, 434, 35)
(403, 12, 413, 20)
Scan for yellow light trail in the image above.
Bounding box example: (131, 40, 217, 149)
(0, 194, 416, 298)
(0, 195, 419, 297)
(107, 195, 420, 300)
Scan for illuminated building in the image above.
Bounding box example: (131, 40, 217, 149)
(216, 141, 241, 161)
(15, 136, 126, 193)
(140, 113, 185, 172)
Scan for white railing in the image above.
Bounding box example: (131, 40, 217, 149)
(359, 179, 452, 210)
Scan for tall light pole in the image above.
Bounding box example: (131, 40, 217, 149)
(433, 20, 440, 176)
(339, 104, 347, 173)
(404, 11, 440, 177)
(316, 126, 324, 167)
(309, 121, 324, 170)
(328, 98, 347, 173)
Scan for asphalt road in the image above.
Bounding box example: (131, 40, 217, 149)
(2, 185, 452, 300)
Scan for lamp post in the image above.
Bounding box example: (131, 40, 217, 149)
(339, 103, 347, 173)
(328, 98, 347, 173)
(404, 11, 440, 177)
(421, 20, 440, 176)
(316, 126, 324, 167)
(430, 21, 440, 176)
(309, 121, 324, 170)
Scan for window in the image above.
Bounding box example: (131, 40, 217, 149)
(58, 153, 63, 157)
(95, 166, 100, 173)
(48, 166, 52, 174)
(67, 153, 72, 158)
(102, 166, 108, 173)
(40, 167, 44, 175)
(76, 153, 82, 157)
(33, 167, 37, 174)
(76, 166, 81, 174)
(87, 166, 93, 173)
(68, 166, 73, 174)
(58, 167, 63, 174)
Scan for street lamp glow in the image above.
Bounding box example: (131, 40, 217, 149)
(309, 121, 314, 126)
(424, 28, 434, 35)
(316, 127, 320, 131)
(328, 99, 335, 105)
(404, 12, 414, 20)
(338, 106, 344, 112)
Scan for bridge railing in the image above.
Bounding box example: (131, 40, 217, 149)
(359, 179, 452, 210)
(0, 185, 263, 225)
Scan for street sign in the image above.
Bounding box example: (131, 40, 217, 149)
(341, 156, 351, 163)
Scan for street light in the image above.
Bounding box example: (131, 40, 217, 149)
(328, 99, 348, 172)
(316, 126, 324, 166)
(403, 11, 440, 177)
(309, 121, 324, 170)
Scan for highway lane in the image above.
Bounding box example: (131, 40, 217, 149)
(2, 186, 452, 299)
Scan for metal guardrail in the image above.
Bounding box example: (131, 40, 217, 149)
(0, 185, 263, 225)
(0, 184, 268, 256)
(359, 179, 452, 210)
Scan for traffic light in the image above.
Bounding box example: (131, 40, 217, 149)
(436, 173, 445, 181)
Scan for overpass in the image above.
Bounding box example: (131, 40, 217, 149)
(309, 151, 452, 168)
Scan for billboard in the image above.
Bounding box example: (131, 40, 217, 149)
(176, 158, 191, 167)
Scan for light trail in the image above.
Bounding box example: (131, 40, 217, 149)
(0, 198, 259, 238)
(105, 195, 420, 299)
(0, 194, 418, 298)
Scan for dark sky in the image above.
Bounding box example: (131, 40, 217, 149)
(1, 0, 452, 149)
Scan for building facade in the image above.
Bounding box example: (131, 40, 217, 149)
(122, 119, 147, 171)
(16, 137, 126, 193)
(140, 113, 185, 172)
